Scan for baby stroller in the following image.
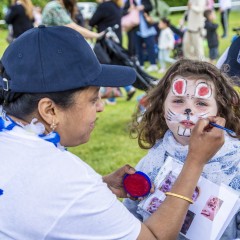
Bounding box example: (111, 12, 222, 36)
(93, 26, 158, 91)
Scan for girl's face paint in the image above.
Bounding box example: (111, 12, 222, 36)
(164, 76, 218, 145)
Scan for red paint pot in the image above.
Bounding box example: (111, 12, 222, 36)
(123, 171, 151, 197)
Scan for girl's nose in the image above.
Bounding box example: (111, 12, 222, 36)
(184, 108, 192, 115)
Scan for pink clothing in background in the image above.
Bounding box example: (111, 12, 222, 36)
(207, 0, 214, 9)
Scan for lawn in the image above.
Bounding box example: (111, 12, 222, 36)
(0, 11, 239, 175)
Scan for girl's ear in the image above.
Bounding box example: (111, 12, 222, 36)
(37, 98, 59, 126)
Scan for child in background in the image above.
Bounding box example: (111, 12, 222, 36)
(158, 18, 176, 73)
(124, 59, 240, 239)
(204, 9, 219, 64)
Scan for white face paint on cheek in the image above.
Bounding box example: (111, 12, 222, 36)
(166, 108, 204, 124)
(165, 108, 211, 138)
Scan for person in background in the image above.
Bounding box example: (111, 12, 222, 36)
(0, 25, 226, 240)
(206, 0, 215, 10)
(89, 0, 123, 44)
(42, 0, 101, 39)
(218, 0, 231, 38)
(5, 0, 34, 39)
(33, 5, 42, 27)
(89, 0, 136, 104)
(122, 0, 139, 58)
(143, 0, 170, 38)
(123, 0, 158, 72)
(182, 0, 207, 60)
(204, 9, 219, 64)
(157, 17, 176, 73)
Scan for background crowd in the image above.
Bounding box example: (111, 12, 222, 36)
(1, 0, 235, 68)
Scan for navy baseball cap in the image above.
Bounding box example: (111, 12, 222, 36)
(0, 25, 136, 93)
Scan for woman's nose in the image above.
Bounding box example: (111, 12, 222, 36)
(97, 99, 105, 112)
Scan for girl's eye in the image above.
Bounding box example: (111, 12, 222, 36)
(173, 99, 184, 103)
(197, 101, 208, 106)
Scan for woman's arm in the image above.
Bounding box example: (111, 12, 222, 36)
(66, 22, 102, 39)
(137, 116, 225, 239)
(89, 4, 105, 28)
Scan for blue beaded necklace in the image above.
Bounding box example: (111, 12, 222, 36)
(0, 111, 63, 149)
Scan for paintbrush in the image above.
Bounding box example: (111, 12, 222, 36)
(209, 122, 235, 134)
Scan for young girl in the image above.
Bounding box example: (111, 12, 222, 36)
(124, 59, 240, 239)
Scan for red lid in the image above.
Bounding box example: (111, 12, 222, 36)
(123, 171, 151, 197)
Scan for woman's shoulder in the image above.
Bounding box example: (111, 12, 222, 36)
(101, 1, 119, 9)
(10, 3, 24, 12)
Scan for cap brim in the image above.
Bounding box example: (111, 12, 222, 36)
(94, 64, 136, 87)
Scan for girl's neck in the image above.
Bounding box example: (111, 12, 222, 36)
(173, 134, 190, 146)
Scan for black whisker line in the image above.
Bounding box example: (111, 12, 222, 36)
(168, 109, 175, 116)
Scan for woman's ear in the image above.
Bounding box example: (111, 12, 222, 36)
(37, 98, 59, 126)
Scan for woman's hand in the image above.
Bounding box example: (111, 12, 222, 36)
(103, 164, 136, 198)
(103, 165, 155, 200)
(144, 12, 153, 24)
(188, 116, 225, 166)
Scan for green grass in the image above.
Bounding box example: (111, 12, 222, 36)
(0, 11, 239, 175)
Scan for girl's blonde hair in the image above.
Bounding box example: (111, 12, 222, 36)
(12, 0, 34, 19)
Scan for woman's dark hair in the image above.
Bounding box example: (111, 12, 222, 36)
(62, 0, 78, 21)
(0, 87, 87, 120)
(131, 59, 240, 149)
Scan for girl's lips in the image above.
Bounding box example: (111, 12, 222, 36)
(180, 120, 195, 128)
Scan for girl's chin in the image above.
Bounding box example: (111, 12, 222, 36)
(174, 134, 191, 146)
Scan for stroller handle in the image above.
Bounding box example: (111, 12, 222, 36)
(98, 25, 120, 43)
